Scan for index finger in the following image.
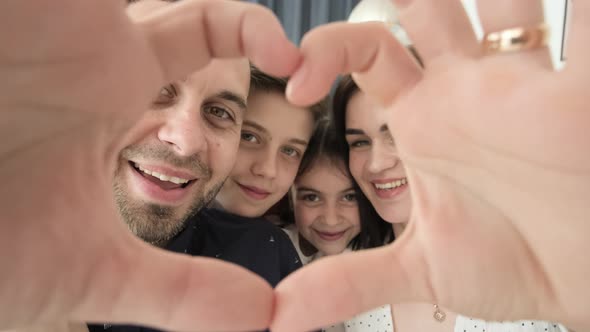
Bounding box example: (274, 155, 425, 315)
(133, 0, 302, 82)
(272, 237, 428, 332)
(286, 22, 423, 107)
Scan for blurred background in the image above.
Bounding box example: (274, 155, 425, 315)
(243, 0, 360, 44)
(245, 0, 570, 69)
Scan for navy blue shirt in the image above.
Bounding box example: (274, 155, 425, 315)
(88, 208, 302, 332)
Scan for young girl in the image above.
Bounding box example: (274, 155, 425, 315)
(331, 75, 568, 332)
(284, 119, 394, 331)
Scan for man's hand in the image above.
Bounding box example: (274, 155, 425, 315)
(0, 1, 300, 331)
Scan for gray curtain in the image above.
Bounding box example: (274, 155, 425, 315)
(245, 0, 360, 44)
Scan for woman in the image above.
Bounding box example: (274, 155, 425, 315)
(331, 75, 568, 332)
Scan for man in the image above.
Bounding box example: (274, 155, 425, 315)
(89, 56, 251, 332)
(115, 6, 251, 248)
(112, 59, 249, 248)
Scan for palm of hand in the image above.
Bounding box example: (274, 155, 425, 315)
(273, 48, 590, 332)
(391, 55, 590, 324)
(0, 0, 168, 326)
(3, 0, 305, 330)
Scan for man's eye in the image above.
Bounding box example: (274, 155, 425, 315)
(205, 106, 232, 120)
(153, 84, 177, 105)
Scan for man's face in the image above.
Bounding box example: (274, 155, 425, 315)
(113, 59, 250, 246)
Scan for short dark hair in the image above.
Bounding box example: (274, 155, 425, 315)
(249, 65, 328, 128)
(331, 75, 395, 249)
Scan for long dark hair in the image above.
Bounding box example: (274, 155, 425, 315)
(332, 77, 394, 248)
(283, 118, 393, 250)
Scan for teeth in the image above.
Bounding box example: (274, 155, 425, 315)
(374, 178, 407, 190)
(168, 176, 188, 185)
(135, 163, 190, 184)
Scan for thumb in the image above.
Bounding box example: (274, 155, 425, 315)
(287, 22, 422, 107)
(272, 233, 430, 332)
(133, 0, 302, 83)
(72, 238, 274, 332)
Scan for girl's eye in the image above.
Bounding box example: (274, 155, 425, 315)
(302, 194, 319, 202)
(241, 132, 258, 143)
(343, 193, 357, 202)
(281, 146, 300, 158)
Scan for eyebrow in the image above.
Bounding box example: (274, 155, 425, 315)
(297, 186, 356, 193)
(289, 138, 308, 147)
(345, 124, 389, 136)
(214, 90, 247, 111)
(345, 128, 365, 136)
(296, 186, 318, 193)
(243, 120, 268, 135)
(243, 120, 308, 147)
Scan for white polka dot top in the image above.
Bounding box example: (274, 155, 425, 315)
(322, 313, 569, 332)
(322, 305, 394, 332)
(454, 316, 569, 332)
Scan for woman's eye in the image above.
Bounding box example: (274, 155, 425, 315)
(241, 132, 258, 143)
(349, 140, 370, 148)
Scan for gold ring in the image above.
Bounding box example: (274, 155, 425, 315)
(482, 24, 549, 55)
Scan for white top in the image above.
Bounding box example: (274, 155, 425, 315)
(283, 225, 395, 332)
(454, 316, 569, 332)
(323, 305, 394, 332)
(282, 226, 568, 332)
(324, 313, 570, 332)
(282, 224, 323, 265)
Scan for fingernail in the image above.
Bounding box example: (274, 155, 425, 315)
(286, 61, 309, 104)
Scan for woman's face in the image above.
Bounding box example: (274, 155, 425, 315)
(293, 159, 361, 256)
(215, 91, 314, 217)
(345, 91, 411, 224)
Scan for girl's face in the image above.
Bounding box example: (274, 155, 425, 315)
(215, 91, 315, 217)
(345, 91, 411, 224)
(293, 158, 361, 256)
